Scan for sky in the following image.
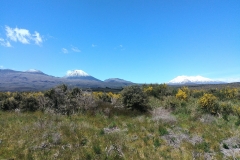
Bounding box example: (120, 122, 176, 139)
(0, 0, 239, 83)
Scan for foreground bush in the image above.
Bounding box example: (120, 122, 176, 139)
(198, 93, 219, 115)
(121, 85, 149, 112)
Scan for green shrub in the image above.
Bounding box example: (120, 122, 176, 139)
(143, 84, 173, 99)
(192, 89, 204, 98)
(20, 96, 39, 112)
(219, 102, 233, 121)
(120, 85, 149, 112)
(1, 97, 18, 110)
(163, 96, 181, 110)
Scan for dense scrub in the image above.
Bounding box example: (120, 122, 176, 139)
(0, 84, 240, 159)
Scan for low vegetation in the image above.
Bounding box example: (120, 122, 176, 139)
(0, 84, 240, 159)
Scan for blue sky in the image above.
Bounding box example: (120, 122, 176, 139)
(0, 0, 239, 83)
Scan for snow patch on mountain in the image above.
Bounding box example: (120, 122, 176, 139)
(25, 69, 44, 74)
(66, 70, 90, 77)
(168, 75, 224, 85)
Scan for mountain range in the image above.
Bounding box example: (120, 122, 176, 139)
(0, 69, 133, 91)
(0, 69, 230, 91)
(168, 75, 225, 85)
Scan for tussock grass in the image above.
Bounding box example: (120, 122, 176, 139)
(1, 91, 240, 159)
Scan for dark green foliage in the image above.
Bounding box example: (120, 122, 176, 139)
(99, 129, 105, 135)
(223, 143, 229, 149)
(164, 96, 181, 110)
(85, 153, 92, 160)
(121, 85, 149, 112)
(219, 102, 233, 121)
(154, 138, 161, 147)
(1, 97, 18, 110)
(13, 92, 23, 101)
(196, 142, 210, 152)
(143, 84, 174, 99)
(0, 92, 8, 101)
(20, 96, 39, 112)
(158, 125, 168, 136)
(93, 144, 102, 154)
(235, 119, 240, 126)
(71, 87, 82, 97)
(81, 137, 88, 146)
(192, 91, 204, 98)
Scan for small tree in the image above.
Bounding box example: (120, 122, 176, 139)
(120, 85, 149, 112)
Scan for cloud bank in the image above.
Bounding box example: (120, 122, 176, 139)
(0, 26, 43, 47)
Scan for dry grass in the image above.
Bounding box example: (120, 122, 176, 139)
(0, 95, 240, 159)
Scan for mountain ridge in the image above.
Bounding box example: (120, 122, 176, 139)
(168, 75, 225, 85)
(0, 69, 133, 91)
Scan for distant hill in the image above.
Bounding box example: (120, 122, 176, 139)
(104, 78, 133, 84)
(0, 69, 133, 91)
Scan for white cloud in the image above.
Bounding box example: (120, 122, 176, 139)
(5, 26, 42, 45)
(32, 31, 42, 45)
(0, 65, 3, 69)
(62, 48, 68, 53)
(0, 38, 11, 47)
(119, 45, 123, 48)
(92, 44, 97, 47)
(71, 46, 81, 52)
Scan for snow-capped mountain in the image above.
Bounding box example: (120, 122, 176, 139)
(64, 70, 101, 81)
(168, 75, 225, 85)
(25, 69, 44, 74)
(66, 70, 89, 77)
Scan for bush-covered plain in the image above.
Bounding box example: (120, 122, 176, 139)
(0, 84, 240, 159)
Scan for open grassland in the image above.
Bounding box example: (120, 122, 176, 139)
(0, 84, 240, 159)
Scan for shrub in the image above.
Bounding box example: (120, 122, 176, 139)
(176, 87, 189, 101)
(192, 89, 204, 98)
(144, 84, 170, 99)
(20, 96, 39, 112)
(163, 96, 181, 110)
(220, 87, 238, 100)
(120, 85, 149, 112)
(176, 89, 187, 101)
(233, 106, 240, 118)
(198, 93, 219, 115)
(219, 102, 233, 120)
(1, 97, 18, 111)
(71, 87, 82, 97)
